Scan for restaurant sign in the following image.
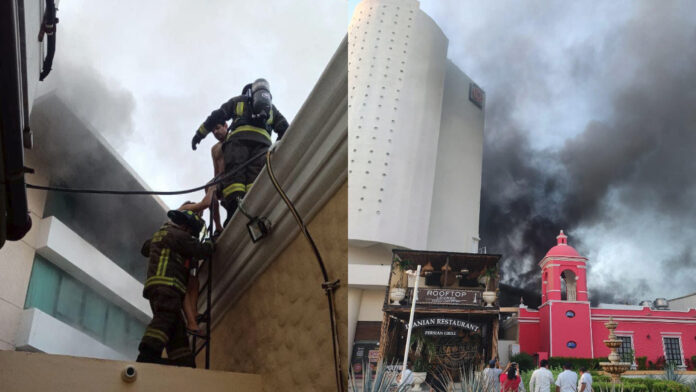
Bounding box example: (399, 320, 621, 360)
(416, 288, 481, 306)
(409, 317, 480, 333)
(424, 329, 458, 336)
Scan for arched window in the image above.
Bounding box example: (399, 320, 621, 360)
(560, 270, 577, 301)
(560, 269, 577, 301)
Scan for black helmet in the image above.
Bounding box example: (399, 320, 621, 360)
(167, 209, 205, 235)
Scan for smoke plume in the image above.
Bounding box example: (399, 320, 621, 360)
(424, 0, 696, 305)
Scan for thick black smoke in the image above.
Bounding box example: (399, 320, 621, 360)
(467, 2, 696, 305)
(32, 64, 166, 282)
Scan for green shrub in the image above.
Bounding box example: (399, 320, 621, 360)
(548, 357, 609, 370)
(595, 382, 648, 392)
(636, 356, 648, 370)
(592, 373, 611, 383)
(511, 352, 536, 372)
(652, 381, 690, 392)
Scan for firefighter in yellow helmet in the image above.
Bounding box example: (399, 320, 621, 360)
(191, 79, 289, 226)
(136, 208, 214, 367)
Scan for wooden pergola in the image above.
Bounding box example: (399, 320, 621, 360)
(379, 249, 502, 371)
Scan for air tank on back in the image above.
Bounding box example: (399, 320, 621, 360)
(251, 78, 272, 120)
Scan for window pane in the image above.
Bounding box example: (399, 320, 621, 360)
(126, 318, 146, 351)
(617, 336, 633, 362)
(105, 306, 127, 348)
(82, 291, 108, 339)
(55, 275, 84, 324)
(663, 337, 682, 365)
(24, 256, 60, 315)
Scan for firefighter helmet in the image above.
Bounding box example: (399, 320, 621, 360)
(167, 209, 205, 235)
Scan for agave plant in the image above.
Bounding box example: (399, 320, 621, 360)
(662, 362, 685, 383)
(348, 360, 411, 392)
(686, 378, 696, 392)
(439, 366, 493, 392)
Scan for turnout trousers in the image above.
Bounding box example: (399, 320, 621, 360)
(220, 138, 268, 226)
(137, 286, 195, 367)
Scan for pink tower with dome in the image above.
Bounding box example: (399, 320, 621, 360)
(516, 230, 696, 366)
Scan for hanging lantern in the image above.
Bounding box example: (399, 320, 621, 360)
(421, 261, 434, 276)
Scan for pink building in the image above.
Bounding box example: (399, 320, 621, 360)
(516, 231, 696, 367)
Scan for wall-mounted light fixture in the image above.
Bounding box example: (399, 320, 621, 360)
(237, 197, 271, 243)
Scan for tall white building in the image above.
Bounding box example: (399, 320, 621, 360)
(348, 0, 486, 360)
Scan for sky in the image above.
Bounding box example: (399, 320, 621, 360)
(41, 0, 346, 213)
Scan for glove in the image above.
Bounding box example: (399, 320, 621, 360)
(191, 132, 204, 150)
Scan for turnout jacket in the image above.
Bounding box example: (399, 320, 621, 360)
(197, 95, 289, 146)
(141, 222, 214, 298)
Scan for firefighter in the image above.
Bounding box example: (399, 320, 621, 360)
(136, 208, 214, 367)
(191, 78, 289, 226)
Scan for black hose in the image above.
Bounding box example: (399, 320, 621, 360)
(265, 147, 345, 392)
(26, 149, 267, 196)
(39, 0, 57, 81)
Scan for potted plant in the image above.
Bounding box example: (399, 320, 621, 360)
(480, 266, 498, 307)
(389, 255, 410, 305)
(410, 332, 434, 390)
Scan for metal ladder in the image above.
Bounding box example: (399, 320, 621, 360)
(190, 197, 217, 369)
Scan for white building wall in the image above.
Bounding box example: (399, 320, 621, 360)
(358, 290, 386, 322)
(669, 293, 696, 311)
(15, 308, 129, 360)
(427, 61, 484, 253)
(22, 0, 45, 116)
(348, 0, 449, 250)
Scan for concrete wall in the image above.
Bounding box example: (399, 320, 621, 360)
(348, 0, 449, 250)
(208, 183, 347, 392)
(427, 61, 484, 253)
(670, 293, 696, 311)
(15, 308, 129, 360)
(357, 289, 385, 322)
(0, 351, 263, 392)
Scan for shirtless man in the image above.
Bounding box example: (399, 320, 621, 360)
(182, 122, 227, 230)
(180, 122, 228, 333)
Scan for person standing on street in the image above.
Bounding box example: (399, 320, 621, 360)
(578, 367, 593, 392)
(500, 362, 521, 392)
(483, 359, 503, 392)
(530, 360, 555, 392)
(555, 363, 578, 392)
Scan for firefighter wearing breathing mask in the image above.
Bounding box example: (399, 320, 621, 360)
(191, 79, 289, 226)
(136, 209, 214, 367)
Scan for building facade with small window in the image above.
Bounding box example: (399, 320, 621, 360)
(512, 231, 696, 368)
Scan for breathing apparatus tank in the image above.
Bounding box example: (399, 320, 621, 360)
(250, 78, 272, 120)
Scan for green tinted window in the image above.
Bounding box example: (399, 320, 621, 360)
(55, 275, 84, 324)
(127, 318, 146, 350)
(24, 255, 60, 314)
(24, 255, 148, 356)
(105, 305, 127, 347)
(83, 291, 108, 339)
